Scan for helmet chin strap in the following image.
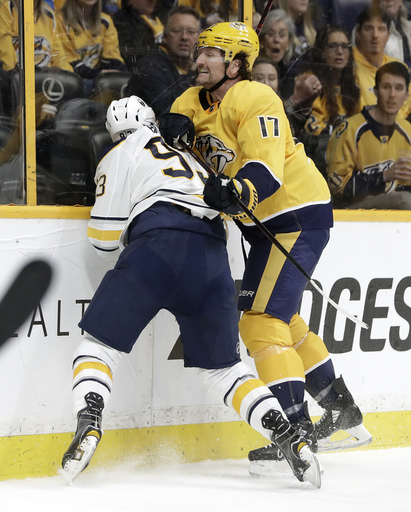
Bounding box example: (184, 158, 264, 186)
(207, 73, 238, 93)
(206, 59, 240, 93)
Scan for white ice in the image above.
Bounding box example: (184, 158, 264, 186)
(1, 447, 409, 512)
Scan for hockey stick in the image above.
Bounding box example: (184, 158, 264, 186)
(255, 0, 274, 35)
(179, 139, 368, 329)
(0, 260, 53, 348)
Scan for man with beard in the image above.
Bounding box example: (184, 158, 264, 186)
(170, 21, 371, 474)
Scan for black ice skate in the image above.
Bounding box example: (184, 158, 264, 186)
(62, 392, 104, 484)
(314, 376, 372, 452)
(261, 409, 321, 488)
(248, 402, 318, 478)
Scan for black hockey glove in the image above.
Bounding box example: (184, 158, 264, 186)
(203, 173, 258, 220)
(158, 113, 196, 150)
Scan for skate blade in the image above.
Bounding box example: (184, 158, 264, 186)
(62, 435, 99, 485)
(317, 424, 373, 452)
(300, 446, 322, 489)
(249, 456, 324, 479)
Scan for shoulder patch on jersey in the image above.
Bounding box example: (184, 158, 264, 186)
(335, 120, 348, 138)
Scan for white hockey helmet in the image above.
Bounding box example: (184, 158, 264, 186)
(105, 95, 159, 142)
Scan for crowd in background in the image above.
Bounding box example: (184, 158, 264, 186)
(1, 0, 411, 208)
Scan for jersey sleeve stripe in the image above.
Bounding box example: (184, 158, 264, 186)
(87, 227, 124, 241)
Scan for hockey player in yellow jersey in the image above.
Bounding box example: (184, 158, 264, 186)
(327, 61, 411, 209)
(170, 21, 372, 471)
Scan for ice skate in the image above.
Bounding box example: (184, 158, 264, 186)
(249, 402, 318, 477)
(261, 409, 321, 488)
(315, 376, 372, 452)
(62, 392, 104, 484)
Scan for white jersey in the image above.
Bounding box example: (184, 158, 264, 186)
(87, 127, 219, 255)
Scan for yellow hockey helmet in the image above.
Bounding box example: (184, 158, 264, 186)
(196, 22, 260, 68)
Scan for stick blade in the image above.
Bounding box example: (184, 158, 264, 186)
(0, 260, 53, 347)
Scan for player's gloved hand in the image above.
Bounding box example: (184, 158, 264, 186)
(158, 113, 196, 150)
(203, 173, 258, 219)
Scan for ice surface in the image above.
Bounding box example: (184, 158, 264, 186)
(1, 447, 409, 512)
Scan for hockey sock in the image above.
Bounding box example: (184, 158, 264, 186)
(268, 380, 306, 423)
(72, 335, 122, 414)
(305, 359, 339, 408)
(196, 362, 287, 441)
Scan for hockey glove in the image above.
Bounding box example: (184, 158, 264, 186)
(203, 173, 258, 219)
(158, 113, 196, 150)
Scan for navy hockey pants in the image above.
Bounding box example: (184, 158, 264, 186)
(79, 203, 241, 369)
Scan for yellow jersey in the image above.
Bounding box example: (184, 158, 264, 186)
(327, 106, 411, 202)
(305, 87, 354, 136)
(171, 80, 333, 237)
(0, 1, 72, 72)
(56, 12, 125, 74)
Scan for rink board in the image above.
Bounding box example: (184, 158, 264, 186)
(0, 209, 410, 479)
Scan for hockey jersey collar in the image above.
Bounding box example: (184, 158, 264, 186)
(361, 105, 396, 140)
(199, 88, 221, 112)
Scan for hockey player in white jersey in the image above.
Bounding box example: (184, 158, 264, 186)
(61, 96, 321, 487)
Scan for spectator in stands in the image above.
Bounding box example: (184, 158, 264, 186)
(127, 5, 200, 117)
(0, 0, 72, 73)
(113, 0, 164, 74)
(258, 8, 296, 79)
(305, 25, 361, 137)
(327, 61, 411, 209)
(301, 25, 361, 175)
(353, 5, 411, 119)
(258, 9, 321, 134)
(380, 0, 411, 66)
(273, 0, 318, 58)
(57, 0, 127, 94)
(252, 56, 279, 92)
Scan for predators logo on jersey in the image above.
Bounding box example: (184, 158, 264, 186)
(33, 37, 53, 68)
(335, 120, 348, 139)
(196, 134, 236, 174)
(13, 36, 53, 68)
(363, 160, 393, 175)
(77, 44, 103, 69)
